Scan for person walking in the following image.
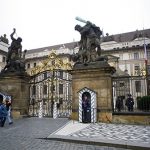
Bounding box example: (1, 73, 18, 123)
(0, 95, 8, 127)
(5, 96, 13, 125)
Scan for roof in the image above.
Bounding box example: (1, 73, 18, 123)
(27, 41, 78, 54)
(102, 28, 150, 43)
(27, 28, 150, 54)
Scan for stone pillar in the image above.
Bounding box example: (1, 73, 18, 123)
(70, 61, 115, 123)
(0, 74, 30, 118)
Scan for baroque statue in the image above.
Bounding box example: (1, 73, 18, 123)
(0, 34, 9, 44)
(1, 28, 27, 74)
(73, 17, 103, 64)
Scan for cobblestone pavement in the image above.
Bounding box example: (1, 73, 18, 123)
(0, 118, 130, 150)
(70, 123, 150, 144)
(48, 120, 150, 149)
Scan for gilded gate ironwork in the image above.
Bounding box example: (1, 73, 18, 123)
(28, 51, 73, 118)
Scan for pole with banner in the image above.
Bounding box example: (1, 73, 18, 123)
(143, 29, 149, 95)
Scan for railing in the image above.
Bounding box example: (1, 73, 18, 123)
(112, 75, 150, 113)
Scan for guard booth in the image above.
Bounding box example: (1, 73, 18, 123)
(78, 88, 97, 123)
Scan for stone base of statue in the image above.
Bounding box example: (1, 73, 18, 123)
(0, 72, 30, 119)
(70, 60, 115, 123)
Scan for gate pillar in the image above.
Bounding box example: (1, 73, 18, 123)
(0, 74, 30, 118)
(70, 61, 115, 123)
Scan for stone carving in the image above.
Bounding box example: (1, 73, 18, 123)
(74, 17, 102, 64)
(0, 34, 9, 44)
(7, 28, 22, 63)
(1, 29, 27, 74)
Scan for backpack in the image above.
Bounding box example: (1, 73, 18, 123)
(0, 104, 8, 118)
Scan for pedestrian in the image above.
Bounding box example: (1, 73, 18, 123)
(0, 95, 8, 127)
(125, 94, 134, 111)
(115, 96, 123, 112)
(5, 96, 13, 125)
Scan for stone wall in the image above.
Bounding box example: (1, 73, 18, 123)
(112, 115, 150, 125)
(0, 74, 30, 118)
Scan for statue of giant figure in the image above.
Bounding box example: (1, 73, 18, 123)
(1, 28, 27, 74)
(7, 28, 22, 63)
(74, 17, 102, 63)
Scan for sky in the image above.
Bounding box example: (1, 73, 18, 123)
(0, 0, 150, 50)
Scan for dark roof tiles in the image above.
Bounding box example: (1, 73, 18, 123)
(27, 28, 150, 54)
(27, 41, 78, 54)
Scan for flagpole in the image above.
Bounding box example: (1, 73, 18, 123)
(143, 33, 148, 65)
(143, 28, 149, 95)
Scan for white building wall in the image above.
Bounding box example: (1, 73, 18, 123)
(0, 42, 9, 52)
(119, 64, 125, 71)
(123, 53, 129, 60)
(101, 37, 150, 51)
(0, 55, 2, 62)
(126, 64, 131, 74)
(0, 41, 9, 72)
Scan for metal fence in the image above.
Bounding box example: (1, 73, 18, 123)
(28, 99, 72, 118)
(112, 75, 150, 113)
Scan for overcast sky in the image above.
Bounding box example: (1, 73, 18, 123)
(0, 0, 150, 50)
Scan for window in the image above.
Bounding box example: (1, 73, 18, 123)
(43, 72, 47, 79)
(27, 63, 30, 68)
(59, 71, 63, 79)
(134, 65, 140, 75)
(59, 84, 63, 94)
(32, 85, 36, 95)
(134, 52, 139, 59)
(135, 65, 140, 70)
(135, 81, 141, 92)
(2, 56, 6, 62)
(119, 82, 125, 87)
(34, 63, 36, 67)
(43, 85, 47, 94)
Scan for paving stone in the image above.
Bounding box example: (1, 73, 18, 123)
(0, 118, 130, 150)
(70, 123, 150, 145)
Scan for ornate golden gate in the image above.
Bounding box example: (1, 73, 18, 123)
(28, 51, 72, 118)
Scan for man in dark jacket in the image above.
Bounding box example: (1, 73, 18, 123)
(125, 94, 134, 111)
(116, 96, 123, 112)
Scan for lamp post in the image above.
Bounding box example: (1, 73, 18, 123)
(145, 63, 150, 95)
